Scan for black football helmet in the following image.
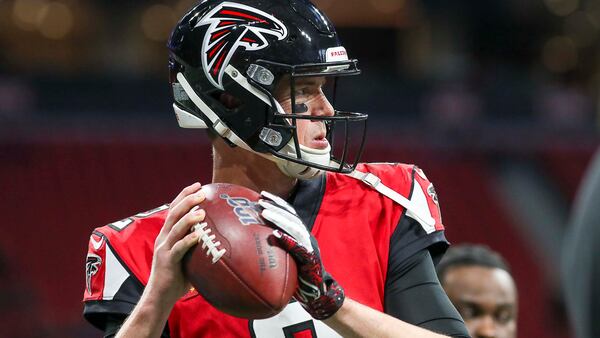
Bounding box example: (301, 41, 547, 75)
(168, 0, 367, 179)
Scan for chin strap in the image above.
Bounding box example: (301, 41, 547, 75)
(346, 170, 437, 233)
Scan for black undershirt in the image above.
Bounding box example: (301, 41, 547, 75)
(385, 249, 470, 337)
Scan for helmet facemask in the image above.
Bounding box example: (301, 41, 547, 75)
(249, 60, 368, 178)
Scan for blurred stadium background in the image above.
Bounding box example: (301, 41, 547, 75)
(1, 0, 599, 337)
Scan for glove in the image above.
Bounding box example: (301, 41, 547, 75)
(259, 191, 345, 320)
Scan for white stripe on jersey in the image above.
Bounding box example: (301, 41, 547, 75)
(406, 179, 436, 234)
(103, 245, 130, 300)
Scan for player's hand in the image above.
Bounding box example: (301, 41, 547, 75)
(147, 182, 205, 306)
(259, 191, 345, 320)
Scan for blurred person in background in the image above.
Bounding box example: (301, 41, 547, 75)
(437, 244, 517, 338)
(563, 149, 600, 338)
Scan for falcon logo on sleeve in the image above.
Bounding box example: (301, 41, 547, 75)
(196, 2, 288, 89)
(85, 254, 102, 295)
(427, 183, 438, 204)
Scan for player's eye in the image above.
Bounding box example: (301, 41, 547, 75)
(460, 307, 475, 320)
(294, 103, 308, 114)
(458, 305, 482, 320)
(495, 308, 514, 324)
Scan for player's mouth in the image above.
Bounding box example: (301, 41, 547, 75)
(309, 133, 329, 150)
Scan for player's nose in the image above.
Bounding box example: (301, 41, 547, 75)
(473, 315, 497, 338)
(310, 94, 334, 117)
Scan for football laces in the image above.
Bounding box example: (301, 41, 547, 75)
(193, 222, 227, 263)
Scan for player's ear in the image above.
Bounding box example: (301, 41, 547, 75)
(218, 92, 242, 110)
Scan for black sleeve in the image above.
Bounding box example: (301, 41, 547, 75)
(83, 276, 143, 330)
(389, 208, 449, 266)
(384, 249, 470, 337)
(103, 315, 127, 338)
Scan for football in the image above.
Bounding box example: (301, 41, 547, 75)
(183, 183, 297, 319)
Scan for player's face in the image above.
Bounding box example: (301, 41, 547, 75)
(442, 266, 517, 338)
(274, 76, 334, 150)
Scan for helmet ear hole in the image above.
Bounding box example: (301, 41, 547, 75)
(218, 92, 243, 110)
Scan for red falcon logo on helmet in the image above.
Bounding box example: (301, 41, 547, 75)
(196, 2, 288, 89)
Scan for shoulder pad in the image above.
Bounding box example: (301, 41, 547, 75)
(348, 164, 444, 233)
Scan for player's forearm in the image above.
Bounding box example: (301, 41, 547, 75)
(115, 286, 174, 338)
(324, 298, 448, 338)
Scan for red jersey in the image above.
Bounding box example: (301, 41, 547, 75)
(83, 163, 447, 337)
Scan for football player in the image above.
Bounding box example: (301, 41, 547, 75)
(83, 0, 469, 337)
(436, 244, 517, 338)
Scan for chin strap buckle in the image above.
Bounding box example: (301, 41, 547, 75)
(212, 120, 231, 138)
